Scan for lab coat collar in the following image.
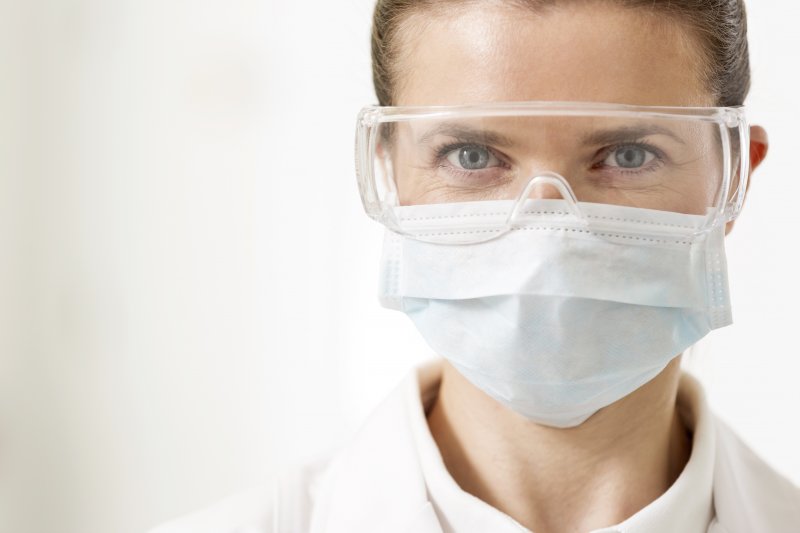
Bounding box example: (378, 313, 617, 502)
(311, 360, 800, 533)
(711, 416, 800, 532)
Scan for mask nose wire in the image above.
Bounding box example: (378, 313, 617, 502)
(506, 172, 587, 227)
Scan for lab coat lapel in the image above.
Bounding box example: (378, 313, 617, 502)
(308, 374, 444, 533)
(712, 416, 800, 533)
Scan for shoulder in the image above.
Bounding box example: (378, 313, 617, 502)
(146, 452, 336, 533)
(145, 367, 428, 533)
(713, 416, 800, 532)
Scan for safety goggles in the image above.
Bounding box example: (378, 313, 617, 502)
(355, 101, 749, 243)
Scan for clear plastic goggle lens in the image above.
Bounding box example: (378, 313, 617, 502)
(356, 105, 746, 244)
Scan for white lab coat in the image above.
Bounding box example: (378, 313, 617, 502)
(150, 365, 800, 533)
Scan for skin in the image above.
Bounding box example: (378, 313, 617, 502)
(392, 2, 769, 532)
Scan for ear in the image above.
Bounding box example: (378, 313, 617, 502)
(725, 125, 769, 235)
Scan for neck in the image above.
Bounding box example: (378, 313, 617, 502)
(426, 356, 691, 533)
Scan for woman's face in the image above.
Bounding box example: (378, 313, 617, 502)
(388, 2, 725, 213)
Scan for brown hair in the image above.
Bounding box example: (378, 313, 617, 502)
(371, 0, 750, 107)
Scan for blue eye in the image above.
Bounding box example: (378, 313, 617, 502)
(605, 145, 656, 169)
(446, 144, 501, 170)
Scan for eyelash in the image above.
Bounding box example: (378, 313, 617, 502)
(433, 142, 505, 163)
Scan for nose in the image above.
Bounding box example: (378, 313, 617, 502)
(526, 181, 566, 200)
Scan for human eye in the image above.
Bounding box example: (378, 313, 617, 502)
(432, 142, 512, 185)
(412, 141, 516, 202)
(593, 142, 665, 175)
(442, 143, 504, 171)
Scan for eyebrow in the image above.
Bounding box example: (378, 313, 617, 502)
(580, 124, 686, 146)
(414, 121, 687, 148)
(417, 123, 516, 148)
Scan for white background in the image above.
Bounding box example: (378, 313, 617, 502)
(0, 1, 798, 532)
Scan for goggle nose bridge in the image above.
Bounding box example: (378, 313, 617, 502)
(507, 172, 587, 227)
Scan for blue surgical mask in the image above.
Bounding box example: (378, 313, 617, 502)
(378, 198, 731, 427)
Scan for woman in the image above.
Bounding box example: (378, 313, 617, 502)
(152, 0, 799, 531)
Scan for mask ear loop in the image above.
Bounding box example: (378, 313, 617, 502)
(506, 172, 587, 228)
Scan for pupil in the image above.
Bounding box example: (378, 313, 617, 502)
(459, 146, 489, 170)
(616, 147, 646, 168)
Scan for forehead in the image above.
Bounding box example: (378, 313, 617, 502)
(394, 2, 711, 107)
